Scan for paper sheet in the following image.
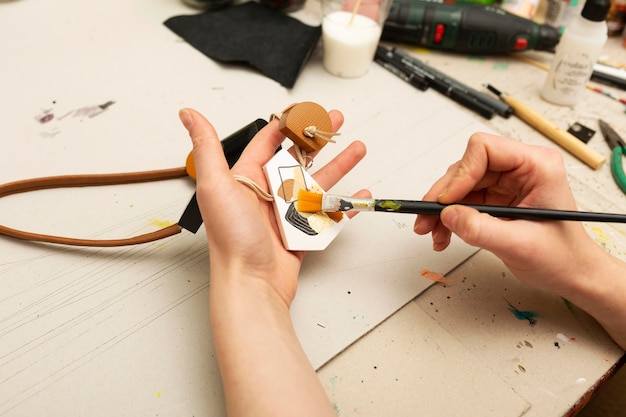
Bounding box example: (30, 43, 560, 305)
(0, 0, 495, 415)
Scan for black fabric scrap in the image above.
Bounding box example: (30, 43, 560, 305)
(164, 2, 321, 88)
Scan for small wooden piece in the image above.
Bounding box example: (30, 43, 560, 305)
(185, 151, 197, 180)
(279, 102, 333, 153)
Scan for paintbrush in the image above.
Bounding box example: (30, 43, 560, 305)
(296, 190, 626, 223)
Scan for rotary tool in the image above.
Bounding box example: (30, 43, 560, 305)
(382, 0, 561, 54)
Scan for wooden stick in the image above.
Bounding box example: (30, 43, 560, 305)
(486, 84, 606, 170)
(348, 0, 363, 26)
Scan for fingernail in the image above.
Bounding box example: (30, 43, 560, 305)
(441, 206, 458, 230)
(431, 230, 445, 251)
(413, 217, 424, 234)
(179, 108, 193, 130)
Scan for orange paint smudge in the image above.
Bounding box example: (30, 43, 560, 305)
(420, 268, 460, 284)
(326, 211, 344, 222)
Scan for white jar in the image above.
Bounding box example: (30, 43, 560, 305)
(541, 0, 610, 105)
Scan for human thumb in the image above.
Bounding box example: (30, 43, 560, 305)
(439, 205, 512, 253)
(179, 108, 230, 183)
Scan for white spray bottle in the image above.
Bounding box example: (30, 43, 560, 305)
(541, 0, 610, 106)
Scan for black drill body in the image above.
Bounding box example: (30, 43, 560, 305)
(383, 0, 561, 54)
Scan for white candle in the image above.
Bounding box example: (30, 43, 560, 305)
(322, 11, 382, 78)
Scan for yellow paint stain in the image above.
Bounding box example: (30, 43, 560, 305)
(150, 219, 174, 228)
(591, 226, 605, 237)
(407, 45, 431, 54)
(591, 226, 609, 245)
(591, 226, 607, 249)
(157, 391, 162, 398)
(588, 225, 626, 258)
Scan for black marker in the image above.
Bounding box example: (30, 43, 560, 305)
(392, 47, 512, 118)
(374, 46, 429, 91)
(376, 46, 496, 119)
(394, 52, 496, 119)
(428, 75, 497, 119)
(591, 63, 626, 90)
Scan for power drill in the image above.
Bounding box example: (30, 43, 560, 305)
(382, 0, 561, 54)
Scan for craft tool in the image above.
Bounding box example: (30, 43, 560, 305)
(374, 46, 429, 91)
(391, 46, 513, 117)
(599, 119, 626, 195)
(589, 86, 626, 107)
(296, 190, 626, 223)
(378, 45, 496, 119)
(592, 62, 626, 91)
(485, 84, 606, 170)
(598, 59, 626, 71)
(382, 0, 560, 54)
(567, 122, 596, 144)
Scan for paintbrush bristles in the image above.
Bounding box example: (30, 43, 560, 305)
(296, 189, 324, 213)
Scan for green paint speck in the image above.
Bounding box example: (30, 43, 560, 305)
(508, 307, 537, 322)
(492, 62, 509, 70)
(377, 200, 401, 211)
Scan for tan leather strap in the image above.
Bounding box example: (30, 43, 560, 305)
(0, 168, 188, 247)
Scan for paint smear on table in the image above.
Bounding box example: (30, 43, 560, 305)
(150, 219, 175, 228)
(420, 268, 460, 284)
(556, 333, 576, 343)
(589, 225, 626, 258)
(35, 100, 115, 124)
(505, 299, 537, 326)
(35, 100, 116, 138)
(492, 62, 509, 70)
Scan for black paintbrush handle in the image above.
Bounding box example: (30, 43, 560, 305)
(373, 200, 626, 223)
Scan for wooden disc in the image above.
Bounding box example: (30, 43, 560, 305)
(278, 102, 332, 153)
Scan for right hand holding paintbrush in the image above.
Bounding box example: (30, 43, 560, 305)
(414, 132, 626, 349)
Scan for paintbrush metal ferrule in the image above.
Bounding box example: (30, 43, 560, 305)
(321, 194, 376, 212)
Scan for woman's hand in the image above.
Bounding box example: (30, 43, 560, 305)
(414, 132, 595, 292)
(179, 107, 366, 417)
(180, 107, 366, 308)
(414, 132, 626, 349)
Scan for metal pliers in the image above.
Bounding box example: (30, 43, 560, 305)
(599, 119, 626, 195)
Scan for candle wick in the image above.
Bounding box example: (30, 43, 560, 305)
(348, 0, 362, 26)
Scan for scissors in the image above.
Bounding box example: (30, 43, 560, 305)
(599, 119, 626, 195)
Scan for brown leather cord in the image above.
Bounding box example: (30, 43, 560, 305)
(0, 223, 183, 247)
(0, 168, 189, 247)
